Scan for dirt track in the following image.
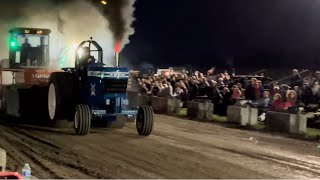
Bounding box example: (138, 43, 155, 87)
(0, 114, 319, 179)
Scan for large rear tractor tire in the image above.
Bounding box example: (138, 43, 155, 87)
(48, 72, 77, 123)
(74, 104, 91, 136)
(136, 105, 154, 136)
(20, 86, 50, 122)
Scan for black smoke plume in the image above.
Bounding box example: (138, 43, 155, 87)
(92, 0, 136, 50)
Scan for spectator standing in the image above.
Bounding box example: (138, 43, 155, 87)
(305, 72, 315, 87)
(217, 77, 225, 90)
(188, 79, 199, 101)
(245, 78, 257, 101)
(220, 87, 232, 115)
(256, 80, 264, 97)
(211, 84, 222, 103)
(151, 82, 161, 96)
(290, 69, 302, 87)
(231, 85, 242, 104)
(139, 82, 149, 95)
(301, 83, 314, 106)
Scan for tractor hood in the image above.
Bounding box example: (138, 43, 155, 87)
(87, 66, 129, 79)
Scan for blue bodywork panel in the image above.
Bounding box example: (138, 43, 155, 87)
(62, 64, 137, 122)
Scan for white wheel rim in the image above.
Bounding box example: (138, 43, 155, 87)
(48, 83, 56, 120)
(74, 110, 79, 129)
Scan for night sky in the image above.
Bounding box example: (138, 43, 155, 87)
(123, 0, 320, 69)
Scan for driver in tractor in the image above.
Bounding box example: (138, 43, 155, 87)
(78, 46, 97, 87)
(20, 38, 32, 65)
(79, 46, 96, 69)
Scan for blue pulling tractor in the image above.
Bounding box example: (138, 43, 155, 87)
(47, 39, 154, 136)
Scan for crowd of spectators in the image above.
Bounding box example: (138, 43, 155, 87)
(137, 69, 320, 117)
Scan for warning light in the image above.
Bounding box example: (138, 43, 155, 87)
(10, 41, 16, 47)
(101, 0, 107, 5)
(36, 30, 43, 34)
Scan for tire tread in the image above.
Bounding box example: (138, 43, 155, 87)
(74, 104, 91, 136)
(136, 105, 154, 136)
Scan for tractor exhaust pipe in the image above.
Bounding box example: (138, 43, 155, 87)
(115, 52, 119, 68)
(114, 41, 121, 68)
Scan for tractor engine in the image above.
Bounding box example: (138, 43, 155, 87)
(86, 67, 130, 116)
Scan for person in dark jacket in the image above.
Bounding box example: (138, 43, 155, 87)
(290, 69, 302, 88)
(301, 83, 314, 106)
(219, 87, 232, 116)
(20, 38, 32, 65)
(188, 80, 199, 101)
(151, 82, 160, 96)
(245, 79, 256, 101)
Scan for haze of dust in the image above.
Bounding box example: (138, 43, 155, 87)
(0, 0, 116, 69)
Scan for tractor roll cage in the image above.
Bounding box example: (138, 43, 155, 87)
(75, 38, 103, 67)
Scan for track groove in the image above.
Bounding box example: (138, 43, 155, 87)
(0, 114, 319, 179)
(0, 126, 105, 178)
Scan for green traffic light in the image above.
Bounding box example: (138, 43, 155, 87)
(10, 41, 16, 47)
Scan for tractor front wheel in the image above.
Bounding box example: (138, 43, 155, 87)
(136, 105, 154, 136)
(74, 104, 91, 136)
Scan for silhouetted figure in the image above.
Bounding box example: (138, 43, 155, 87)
(79, 47, 96, 69)
(20, 38, 31, 65)
(78, 47, 96, 87)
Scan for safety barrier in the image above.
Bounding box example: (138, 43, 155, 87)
(187, 101, 213, 121)
(150, 96, 181, 114)
(265, 111, 307, 134)
(227, 106, 258, 126)
(135, 96, 308, 135)
(167, 98, 182, 114)
(0, 148, 6, 172)
(151, 97, 168, 113)
(137, 95, 152, 106)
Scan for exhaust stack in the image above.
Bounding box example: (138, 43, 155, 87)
(114, 41, 121, 67)
(115, 52, 119, 67)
